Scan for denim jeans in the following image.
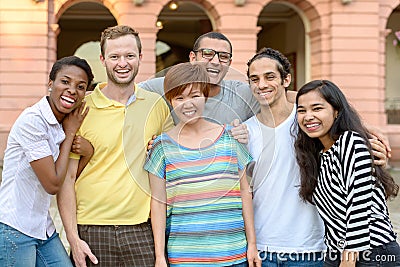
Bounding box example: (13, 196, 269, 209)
(259, 251, 324, 267)
(0, 222, 72, 267)
(228, 260, 249, 266)
(324, 241, 400, 267)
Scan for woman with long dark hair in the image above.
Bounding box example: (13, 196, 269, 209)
(294, 80, 400, 266)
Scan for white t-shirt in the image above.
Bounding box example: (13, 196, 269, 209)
(245, 106, 326, 253)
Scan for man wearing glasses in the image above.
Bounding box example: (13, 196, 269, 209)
(139, 32, 259, 137)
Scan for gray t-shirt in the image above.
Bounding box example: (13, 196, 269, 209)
(138, 77, 260, 125)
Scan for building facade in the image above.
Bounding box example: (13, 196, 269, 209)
(1, 0, 400, 166)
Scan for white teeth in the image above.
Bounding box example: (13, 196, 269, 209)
(206, 68, 219, 74)
(306, 123, 319, 128)
(61, 96, 75, 104)
(183, 111, 195, 115)
(258, 91, 272, 96)
(116, 69, 129, 73)
(259, 92, 270, 96)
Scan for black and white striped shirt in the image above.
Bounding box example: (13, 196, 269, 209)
(314, 131, 396, 251)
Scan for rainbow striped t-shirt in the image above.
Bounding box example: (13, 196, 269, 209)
(144, 126, 252, 266)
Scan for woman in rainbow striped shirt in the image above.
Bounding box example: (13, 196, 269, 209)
(144, 62, 260, 267)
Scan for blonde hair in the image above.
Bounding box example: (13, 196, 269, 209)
(100, 25, 141, 56)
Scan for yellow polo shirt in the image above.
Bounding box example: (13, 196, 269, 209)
(74, 83, 173, 225)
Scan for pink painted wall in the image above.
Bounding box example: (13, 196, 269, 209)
(1, 0, 400, 166)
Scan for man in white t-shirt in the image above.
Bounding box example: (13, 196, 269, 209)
(244, 47, 326, 266)
(244, 46, 392, 266)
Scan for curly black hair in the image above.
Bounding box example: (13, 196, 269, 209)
(49, 56, 94, 87)
(246, 47, 291, 84)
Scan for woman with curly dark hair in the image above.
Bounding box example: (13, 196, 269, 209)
(294, 80, 400, 267)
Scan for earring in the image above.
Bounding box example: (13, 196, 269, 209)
(48, 88, 52, 92)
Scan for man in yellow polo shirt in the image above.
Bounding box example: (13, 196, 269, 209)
(57, 25, 173, 267)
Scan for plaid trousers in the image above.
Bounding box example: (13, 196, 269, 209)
(75, 221, 155, 266)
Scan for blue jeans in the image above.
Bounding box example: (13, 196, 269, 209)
(0, 222, 72, 267)
(228, 261, 249, 266)
(259, 251, 324, 267)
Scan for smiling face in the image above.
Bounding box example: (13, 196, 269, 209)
(248, 57, 291, 108)
(48, 65, 88, 122)
(296, 90, 338, 150)
(100, 35, 141, 87)
(171, 84, 206, 125)
(189, 37, 231, 86)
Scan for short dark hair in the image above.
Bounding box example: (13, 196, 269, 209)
(49, 56, 94, 86)
(164, 62, 210, 103)
(246, 47, 291, 85)
(100, 25, 142, 57)
(193, 32, 232, 54)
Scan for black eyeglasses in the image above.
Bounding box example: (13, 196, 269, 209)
(193, 48, 232, 63)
